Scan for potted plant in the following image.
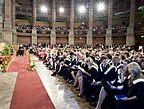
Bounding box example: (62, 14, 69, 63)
(30, 60, 35, 70)
(0, 64, 4, 72)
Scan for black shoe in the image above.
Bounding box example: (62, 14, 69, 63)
(68, 80, 73, 84)
(51, 72, 57, 76)
(49, 67, 54, 70)
(46, 64, 50, 67)
(77, 94, 85, 98)
(86, 95, 96, 102)
(76, 88, 80, 91)
(86, 97, 93, 102)
(72, 85, 77, 88)
(89, 102, 97, 107)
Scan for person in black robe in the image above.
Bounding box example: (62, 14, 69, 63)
(94, 58, 130, 109)
(80, 57, 100, 100)
(140, 58, 144, 75)
(19, 44, 24, 56)
(116, 62, 144, 109)
(89, 55, 118, 107)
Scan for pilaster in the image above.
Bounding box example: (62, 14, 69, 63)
(31, 0, 37, 45)
(31, 28, 37, 45)
(105, 0, 112, 46)
(126, 0, 135, 46)
(86, 0, 93, 45)
(68, 30, 74, 45)
(12, 0, 17, 44)
(3, 0, 12, 44)
(50, 0, 56, 45)
(68, 0, 74, 45)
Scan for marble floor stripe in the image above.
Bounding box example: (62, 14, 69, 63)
(31, 54, 93, 109)
(35, 62, 82, 109)
(0, 72, 18, 109)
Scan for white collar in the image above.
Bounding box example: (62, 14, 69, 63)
(100, 64, 103, 72)
(90, 65, 98, 72)
(104, 65, 116, 75)
(133, 79, 144, 84)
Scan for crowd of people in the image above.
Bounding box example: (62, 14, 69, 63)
(30, 43, 144, 109)
(16, 24, 51, 34)
(93, 24, 127, 35)
(16, 23, 128, 35)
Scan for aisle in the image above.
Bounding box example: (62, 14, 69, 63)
(31, 54, 93, 109)
(31, 54, 82, 109)
(7, 56, 55, 109)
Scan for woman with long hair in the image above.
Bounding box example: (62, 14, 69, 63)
(116, 62, 144, 109)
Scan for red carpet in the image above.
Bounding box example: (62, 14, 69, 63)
(8, 56, 55, 109)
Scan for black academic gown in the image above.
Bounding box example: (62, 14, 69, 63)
(83, 65, 99, 99)
(116, 79, 144, 109)
(93, 64, 118, 102)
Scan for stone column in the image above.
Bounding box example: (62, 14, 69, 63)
(105, 0, 112, 46)
(32, 0, 37, 45)
(126, 0, 135, 46)
(3, 0, 12, 44)
(50, 0, 56, 45)
(0, 0, 4, 42)
(0, 0, 3, 29)
(86, 0, 93, 45)
(12, 0, 17, 44)
(68, 0, 74, 45)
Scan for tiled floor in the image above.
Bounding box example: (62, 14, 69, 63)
(0, 72, 18, 109)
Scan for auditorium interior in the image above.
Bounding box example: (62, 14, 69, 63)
(0, 0, 144, 109)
